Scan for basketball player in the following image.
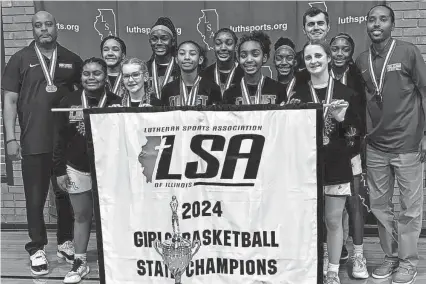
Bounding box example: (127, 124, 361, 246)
(200, 28, 244, 97)
(223, 31, 287, 105)
(161, 41, 221, 107)
(120, 57, 161, 107)
(291, 40, 362, 284)
(54, 58, 121, 283)
(273, 37, 297, 98)
(100, 35, 126, 96)
(147, 17, 180, 100)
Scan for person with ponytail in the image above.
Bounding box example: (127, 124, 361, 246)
(273, 37, 297, 98)
(147, 17, 181, 100)
(100, 35, 126, 97)
(330, 32, 368, 279)
(120, 58, 161, 107)
(223, 31, 287, 105)
(200, 28, 244, 97)
(53, 58, 121, 283)
(290, 40, 362, 284)
(161, 40, 221, 106)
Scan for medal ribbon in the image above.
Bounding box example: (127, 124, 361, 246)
(34, 44, 57, 87)
(368, 39, 396, 99)
(240, 75, 265, 105)
(330, 68, 348, 85)
(286, 76, 296, 99)
(308, 76, 334, 120)
(123, 92, 148, 107)
(81, 90, 107, 109)
(152, 58, 175, 99)
(181, 76, 202, 106)
(214, 62, 238, 96)
(109, 73, 123, 95)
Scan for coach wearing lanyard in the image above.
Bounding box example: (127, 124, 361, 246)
(2, 11, 82, 275)
(356, 5, 426, 284)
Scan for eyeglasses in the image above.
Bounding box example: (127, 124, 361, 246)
(123, 72, 143, 81)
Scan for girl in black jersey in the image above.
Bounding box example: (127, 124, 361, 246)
(200, 28, 244, 97)
(161, 41, 222, 106)
(291, 41, 361, 284)
(120, 58, 161, 107)
(274, 37, 297, 98)
(100, 35, 126, 97)
(147, 17, 181, 100)
(223, 31, 287, 105)
(53, 58, 121, 284)
(330, 33, 368, 279)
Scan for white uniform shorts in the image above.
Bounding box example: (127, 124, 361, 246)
(66, 165, 92, 194)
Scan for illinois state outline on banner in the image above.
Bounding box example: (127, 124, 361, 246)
(89, 109, 319, 284)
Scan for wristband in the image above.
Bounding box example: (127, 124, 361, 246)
(6, 139, 17, 144)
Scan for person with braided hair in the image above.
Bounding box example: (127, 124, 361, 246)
(147, 17, 181, 100)
(120, 57, 161, 107)
(222, 31, 287, 105)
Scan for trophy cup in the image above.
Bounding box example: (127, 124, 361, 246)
(154, 196, 201, 284)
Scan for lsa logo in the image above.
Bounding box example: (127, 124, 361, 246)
(197, 9, 219, 50)
(138, 134, 265, 185)
(94, 8, 117, 40)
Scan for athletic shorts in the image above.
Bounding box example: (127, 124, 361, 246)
(324, 182, 351, 196)
(66, 165, 92, 194)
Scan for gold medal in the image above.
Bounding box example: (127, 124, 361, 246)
(45, 85, 57, 93)
(323, 136, 330, 145)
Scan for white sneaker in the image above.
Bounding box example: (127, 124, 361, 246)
(325, 271, 341, 284)
(64, 258, 90, 284)
(57, 241, 75, 264)
(352, 253, 369, 279)
(323, 253, 329, 276)
(30, 249, 49, 275)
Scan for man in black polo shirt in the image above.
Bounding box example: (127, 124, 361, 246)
(356, 5, 426, 284)
(295, 7, 331, 87)
(2, 11, 82, 275)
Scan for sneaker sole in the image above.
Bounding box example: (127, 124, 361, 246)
(353, 271, 369, 279)
(57, 251, 74, 264)
(63, 266, 90, 284)
(391, 271, 417, 284)
(372, 271, 394, 279)
(31, 268, 49, 276)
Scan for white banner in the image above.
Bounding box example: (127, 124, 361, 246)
(89, 108, 320, 284)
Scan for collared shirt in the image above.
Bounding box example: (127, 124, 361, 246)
(356, 39, 426, 153)
(2, 40, 83, 155)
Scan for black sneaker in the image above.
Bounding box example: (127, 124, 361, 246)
(30, 249, 49, 275)
(57, 240, 75, 264)
(340, 245, 349, 264)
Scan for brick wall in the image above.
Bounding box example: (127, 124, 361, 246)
(1, 0, 426, 228)
(387, 0, 426, 228)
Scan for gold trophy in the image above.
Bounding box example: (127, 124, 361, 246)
(154, 196, 201, 284)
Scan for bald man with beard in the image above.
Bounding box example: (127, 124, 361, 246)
(2, 11, 82, 275)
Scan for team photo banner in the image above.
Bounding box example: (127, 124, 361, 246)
(85, 106, 323, 284)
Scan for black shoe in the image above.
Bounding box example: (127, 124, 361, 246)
(30, 250, 49, 275)
(340, 245, 349, 264)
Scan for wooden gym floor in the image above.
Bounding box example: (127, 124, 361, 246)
(1, 231, 425, 284)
